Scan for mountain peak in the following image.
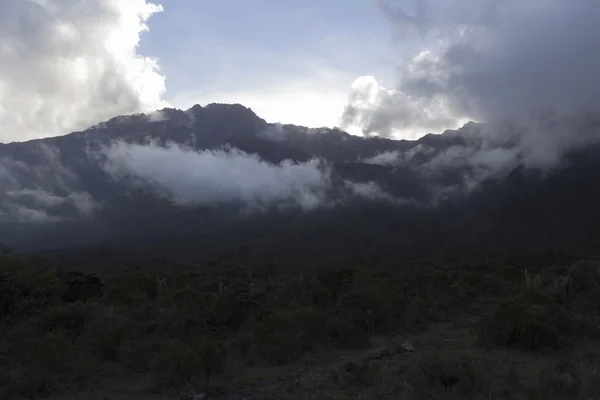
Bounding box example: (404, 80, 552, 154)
(187, 103, 264, 123)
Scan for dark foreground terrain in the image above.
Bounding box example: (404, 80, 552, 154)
(2, 251, 600, 399)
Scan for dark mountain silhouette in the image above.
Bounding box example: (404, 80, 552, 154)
(1, 103, 599, 265)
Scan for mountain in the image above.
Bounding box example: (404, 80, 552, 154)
(1, 103, 600, 265)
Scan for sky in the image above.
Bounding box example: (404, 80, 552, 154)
(140, 0, 397, 129)
(2, 0, 600, 224)
(1, 0, 599, 146)
(0, 0, 402, 143)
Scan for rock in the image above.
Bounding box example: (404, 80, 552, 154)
(396, 341, 414, 353)
(180, 390, 206, 400)
(343, 361, 359, 372)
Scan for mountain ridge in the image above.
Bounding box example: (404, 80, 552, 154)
(1, 103, 599, 264)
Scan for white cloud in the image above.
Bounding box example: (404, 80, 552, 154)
(348, 0, 600, 167)
(5, 189, 97, 216)
(0, 0, 167, 143)
(100, 141, 333, 211)
(345, 181, 401, 203)
(258, 124, 288, 142)
(341, 75, 467, 139)
(362, 150, 403, 166)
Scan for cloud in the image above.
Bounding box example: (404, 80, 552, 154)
(99, 141, 334, 211)
(341, 76, 464, 139)
(5, 189, 97, 215)
(362, 125, 520, 194)
(0, 0, 167, 143)
(0, 143, 77, 189)
(1, 189, 97, 223)
(362, 150, 404, 166)
(1, 205, 63, 223)
(258, 123, 288, 142)
(345, 181, 405, 204)
(348, 0, 600, 167)
(0, 143, 97, 222)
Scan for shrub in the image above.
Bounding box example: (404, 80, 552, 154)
(27, 330, 94, 375)
(567, 260, 600, 294)
(311, 286, 334, 308)
(331, 359, 382, 388)
(149, 337, 225, 392)
(6, 330, 96, 397)
(417, 354, 493, 399)
(478, 300, 583, 351)
(334, 289, 391, 334)
(526, 359, 582, 400)
(38, 302, 89, 337)
(92, 324, 126, 362)
(150, 339, 202, 389)
(249, 308, 328, 365)
(327, 318, 370, 349)
(316, 267, 357, 297)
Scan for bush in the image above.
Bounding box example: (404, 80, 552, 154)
(334, 289, 391, 334)
(327, 318, 370, 349)
(316, 267, 357, 297)
(249, 308, 329, 365)
(150, 337, 225, 392)
(120, 337, 161, 372)
(38, 302, 89, 337)
(92, 324, 126, 362)
(478, 300, 582, 351)
(331, 359, 382, 388)
(526, 359, 583, 400)
(27, 330, 94, 375)
(567, 260, 600, 294)
(150, 339, 202, 389)
(0, 276, 27, 317)
(416, 354, 494, 399)
(5, 330, 96, 398)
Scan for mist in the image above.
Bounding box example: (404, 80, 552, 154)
(100, 141, 334, 212)
(345, 0, 600, 168)
(0, 143, 97, 222)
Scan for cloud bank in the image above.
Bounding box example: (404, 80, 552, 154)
(0, 138, 405, 223)
(0, 143, 96, 222)
(100, 142, 333, 211)
(346, 0, 600, 167)
(0, 0, 167, 143)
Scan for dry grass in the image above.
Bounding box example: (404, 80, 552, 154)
(1, 256, 600, 399)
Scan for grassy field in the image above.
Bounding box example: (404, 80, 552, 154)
(1, 254, 599, 399)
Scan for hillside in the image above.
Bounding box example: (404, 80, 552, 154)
(1, 104, 600, 264)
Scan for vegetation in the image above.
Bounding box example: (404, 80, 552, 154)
(1, 253, 600, 399)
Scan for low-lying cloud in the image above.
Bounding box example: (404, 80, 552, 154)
(1, 189, 97, 223)
(100, 141, 334, 211)
(257, 123, 288, 142)
(0, 0, 167, 143)
(362, 122, 521, 193)
(0, 137, 412, 224)
(345, 181, 405, 204)
(0, 143, 97, 222)
(346, 0, 600, 168)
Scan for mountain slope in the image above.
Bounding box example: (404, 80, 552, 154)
(1, 103, 600, 263)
